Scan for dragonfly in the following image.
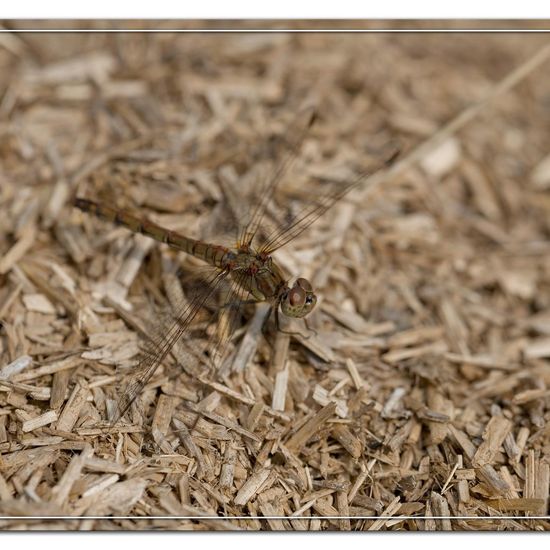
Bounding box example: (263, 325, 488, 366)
(74, 109, 399, 424)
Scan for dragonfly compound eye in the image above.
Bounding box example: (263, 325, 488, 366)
(289, 286, 305, 306)
(296, 277, 312, 291)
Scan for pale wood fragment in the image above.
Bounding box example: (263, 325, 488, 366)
(430, 492, 452, 530)
(234, 468, 271, 506)
(172, 417, 207, 478)
(151, 394, 176, 435)
(50, 369, 71, 409)
(524, 450, 550, 515)
(490, 498, 546, 512)
(152, 426, 176, 454)
(331, 424, 362, 459)
(312, 498, 340, 526)
(13, 356, 81, 383)
(56, 383, 89, 432)
(531, 153, 550, 189)
(22, 410, 59, 433)
(423, 499, 437, 531)
(179, 473, 190, 505)
(472, 416, 512, 467)
(85, 478, 148, 515)
(444, 352, 516, 371)
(426, 387, 452, 445)
(82, 473, 120, 498)
(0, 355, 33, 380)
(50, 444, 94, 507)
(499, 466, 520, 499)
(524, 338, 550, 359)
(345, 358, 366, 390)
(173, 410, 230, 440)
(272, 363, 289, 411)
(348, 460, 376, 504)
(185, 402, 261, 443)
(22, 293, 56, 314)
(312, 385, 347, 418)
(420, 137, 461, 177)
(448, 425, 476, 460)
(367, 496, 401, 531)
(382, 341, 447, 364)
(231, 303, 271, 373)
(336, 487, 351, 531)
(84, 457, 126, 475)
(388, 326, 444, 348)
(475, 464, 510, 497)
(0, 225, 36, 275)
(0, 472, 13, 501)
(258, 499, 288, 531)
(286, 402, 337, 452)
(0, 416, 6, 444)
(512, 388, 550, 405)
(245, 402, 265, 432)
(457, 480, 470, 504)
(381, 387, 406, 419)
(455, 469, 476, 480)
(516, 427, 530, 453)
(219, 445, 236, 490)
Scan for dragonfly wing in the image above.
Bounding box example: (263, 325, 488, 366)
(113, 266, 257, 423)
(239, 107, 317, 247)
(206, 269, 255, 374)
(259, 148, 400, 255)
(110, 268, 229, 424)
(174, 264, 256, 374)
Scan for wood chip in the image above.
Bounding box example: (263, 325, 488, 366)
(331, 424, 362, 459)
(0, 225, 36, 275)
(50, 444, 94, 507)
(420, 137, 461, 177)
(56, 383, 89, 432)
(13, 356, 81, 383)
(234, 468, 271, 506)
(22, 293, 56, 314)
(473, 416, 513, 467)
(286, 402, 337, 452)
(22, 410, 59, 433)
(367, 496, 401, 531)
(0, 355, 33, 380)
(272, 363, 289, 411)
(524, 450, 550, 515)
(524, 338, 550, 359)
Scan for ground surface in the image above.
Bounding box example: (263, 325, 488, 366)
(0, 22, 550, 530)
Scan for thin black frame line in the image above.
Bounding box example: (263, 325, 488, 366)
(1, 515, 549, 520)
(1, 29, 550, 33)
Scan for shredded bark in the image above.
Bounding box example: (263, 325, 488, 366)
(0, 21, 550, 531)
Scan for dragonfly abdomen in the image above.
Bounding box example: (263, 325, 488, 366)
(74, 198, 233, 270)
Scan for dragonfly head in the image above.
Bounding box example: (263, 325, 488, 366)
(280, 278, 317, 318)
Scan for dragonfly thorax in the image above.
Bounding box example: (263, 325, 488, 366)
(229, 249, 317, 317)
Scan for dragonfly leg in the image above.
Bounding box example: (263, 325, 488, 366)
(219, 298, 259, 309)
(304, 317, 318, 338)
(260, 306, 275, 351)
(275, 307, 313, 339)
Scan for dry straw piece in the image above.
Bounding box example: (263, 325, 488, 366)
(0, 23, 550, 531)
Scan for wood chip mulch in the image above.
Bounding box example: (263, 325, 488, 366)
(0, 23, 549, 531)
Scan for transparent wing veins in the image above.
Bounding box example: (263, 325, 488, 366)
(260, 149, 400, 255)
(239, 108, 317, 247)
(111, 268, 229, 424)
